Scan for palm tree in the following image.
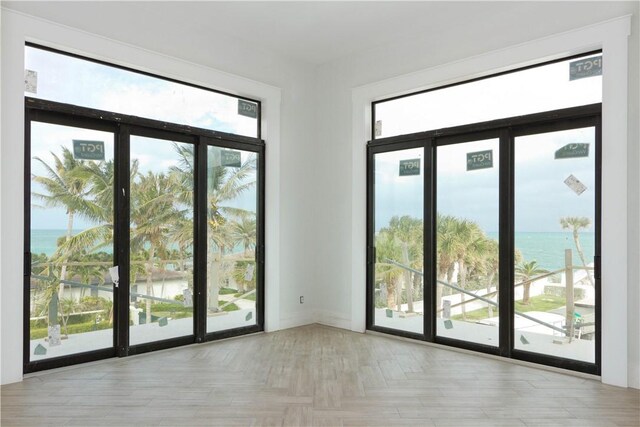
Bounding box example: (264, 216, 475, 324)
(67, 251, 106, 298)
(374, 230, 403, 309)
(449, 219, 483, 319)
(232, 260, 256, 294)
(206, 147, 257, 312)
(436, 215, 458, 314)
(383, 216, 423, 313)
(53, 159, 137, 325)
(168, 144, 258, 311)
(560, 216, 594, 287)
(467, 237, 499, 318)
(232, 216, 257, 257)
(32, 147, 94, 307)
(515, 260, 548, 305)
(228, 216, 257, 293)
(130, 171, 185, 323)
(31, 146, 89, 301)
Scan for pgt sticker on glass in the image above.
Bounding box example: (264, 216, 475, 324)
(25, 69, 38, 94)
(221, 150, 242, 167)
(73, 140, 105, 160)
(569, 56, 602, 81)
(237, 99, 258, 118)
(399, 158, 420, 176)
(564, 174, 587, 195)
(555, 143, 589, 159)
(467, 149, 493, 171)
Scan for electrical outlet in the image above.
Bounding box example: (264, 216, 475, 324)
(299, 296, 304, 304)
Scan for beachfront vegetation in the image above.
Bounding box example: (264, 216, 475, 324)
(375, 214, 502, 318)
(451, 294, 567, 321)
(515, 260, 549, 305)
(560, 216, 594, 287)
(30, 144, 258, 338)
(375, 211, 594, 328)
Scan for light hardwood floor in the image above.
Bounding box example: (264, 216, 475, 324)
(2, 324, 638, 426)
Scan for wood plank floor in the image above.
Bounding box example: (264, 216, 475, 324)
(2, 324, 638, 426)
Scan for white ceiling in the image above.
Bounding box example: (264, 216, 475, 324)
(2, 1, 632, 66)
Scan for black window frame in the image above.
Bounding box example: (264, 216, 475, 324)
(25, 42, 262, 140)
(24, 97, 266, 374)
(371, 49, 602, 141)
(366, 103, 601, 375)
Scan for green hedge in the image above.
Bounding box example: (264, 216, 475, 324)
(30, 320, 111, 340)
(30, 301, 242, 340)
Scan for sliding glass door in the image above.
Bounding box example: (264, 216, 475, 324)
(25, 102, 265, 373)
(367, 106, 600, 374)
(370, 145, 425, 336)
(436, 137, 500, 347)
(128, 133, 195, 346)
(27, 119, 116, 363)
(513, 126, 597, 364)
(206, 145, 261, 334)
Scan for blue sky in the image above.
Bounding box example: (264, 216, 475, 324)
(373, 54, 600, 234)
(27, 47, 600, 234)
(27, 46, 258, 230)
(374, 127, 596, 233)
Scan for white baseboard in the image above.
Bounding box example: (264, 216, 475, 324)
(314, 309, 351, 330)
(279, 310, 315, 330)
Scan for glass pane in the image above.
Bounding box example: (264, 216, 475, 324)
(25, 46, 259, 137)
(207, 147, 259, 333)
(436, 139, 500, 346)
(29, 122, 114, 360)
(514, 127, 596, 363)
(373, 148, 424, 335)
(375, 54, 602, 138)
(129, 136, 194, 345)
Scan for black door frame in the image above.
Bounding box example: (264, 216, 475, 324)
(24, 98, 265, 373)
(366, 103, 601, 375)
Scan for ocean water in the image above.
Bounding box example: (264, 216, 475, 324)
(33, 230, 594, 270)
(30, 229, 100, 257)
(488, 231, 595, 271)
(30, 229, 247, 258)
(35, 230, 594, 271)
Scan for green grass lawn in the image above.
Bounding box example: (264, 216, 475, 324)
(30, 300, 240, 339)
(30, 320, 112, 340)
(451, 294, 566, 321)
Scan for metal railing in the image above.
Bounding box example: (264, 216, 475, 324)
(381, 258, 593, 335)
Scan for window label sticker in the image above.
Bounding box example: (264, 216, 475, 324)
(73, 140, 105, 160)
(48, 325, 61, 347)
(238, 99, 258, 118)
(564, 174, 587, 195)
(221, 150, 242, 167)
(570, 56, 602, 81)
(244, 263, 255, 281)
(25, 69, 38, 94)
(444, 320, 453, 329)
(467, 150, 493, 171)
(374, 120, 382, 137)
(555, 143, 590, 159)
(399, 158, 420, 176)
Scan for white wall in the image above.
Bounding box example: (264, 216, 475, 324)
(0, 9, 317, 384)
(2, 2, 638, 389)
(313, 3, 639, 389)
